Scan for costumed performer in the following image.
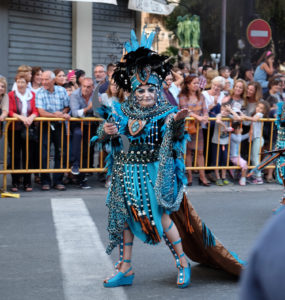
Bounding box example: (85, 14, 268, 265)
(93, 29, 244, 289)
(274, 101, 285, 187)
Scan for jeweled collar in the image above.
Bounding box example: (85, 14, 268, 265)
(121, 100, 175, 120)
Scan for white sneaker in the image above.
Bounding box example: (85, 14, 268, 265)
(239, 177, 246, 186)
(256, 176, 264, 184)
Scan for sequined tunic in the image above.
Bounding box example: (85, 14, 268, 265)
(96, 101, 187, 254)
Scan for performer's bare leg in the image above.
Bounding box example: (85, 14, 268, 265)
(161, 213, 188, 268)
(117, 223, 134, 275)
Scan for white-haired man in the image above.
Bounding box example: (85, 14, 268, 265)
(36, 70, 70, 191)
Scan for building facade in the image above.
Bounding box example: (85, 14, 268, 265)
(0, 0, 137, 85)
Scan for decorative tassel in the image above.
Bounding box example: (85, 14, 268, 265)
(143, 216, 153, 233)
(202, 222, 216, 248)
(130, 205, 139, 222)
(139, 216, 149, 235)
(183, 194, 194, 233)
(152, 225, 161, 243)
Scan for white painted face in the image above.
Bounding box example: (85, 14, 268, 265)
(135, 85, 157, 107)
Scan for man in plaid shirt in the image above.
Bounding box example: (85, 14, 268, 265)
(36, 70, 70, 191)
(199, 65, 212, 90)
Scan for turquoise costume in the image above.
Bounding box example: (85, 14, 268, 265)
(275, 102, 285, 185)
(94, 30, 244, 284)
(96, 99, 187, 253)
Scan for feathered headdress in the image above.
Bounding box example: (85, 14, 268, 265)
(112, 29, 172, 92)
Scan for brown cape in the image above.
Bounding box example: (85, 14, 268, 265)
(171, 194, 243, 277)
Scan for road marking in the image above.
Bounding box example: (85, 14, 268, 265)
(250, 30, 269, 37)
(51, 198, 128, 300)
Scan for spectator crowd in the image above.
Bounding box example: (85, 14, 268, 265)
(0, 50, 285, 192)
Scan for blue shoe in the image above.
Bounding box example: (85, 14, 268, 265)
(177, 263, 191, 288)
(103, 266, 134, 288)
(163, 232, 191, 289)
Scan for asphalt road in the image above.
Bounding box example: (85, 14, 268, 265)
(0, 178, 282, 300)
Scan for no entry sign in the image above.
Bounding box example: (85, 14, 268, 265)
(247, 19, 272, 48)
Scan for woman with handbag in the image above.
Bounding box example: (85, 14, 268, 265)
(8, 72, 39, 192)
(179, 74, 210, 186)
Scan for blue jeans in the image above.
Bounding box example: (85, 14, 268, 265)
(251, 137, 264, 177)
(211, 143, 228, 166)
(41, 122, 66, 186)
(70, 123, 97, 182)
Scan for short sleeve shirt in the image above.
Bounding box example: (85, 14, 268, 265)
(211, 113, 233, 145)
(36, 85, 69, 113)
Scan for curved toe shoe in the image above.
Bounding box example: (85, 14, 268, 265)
(177, 263, 191, 289)
(103, 267, 134, 288)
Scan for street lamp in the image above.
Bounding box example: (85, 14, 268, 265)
(237, 39, 245, 64)
(155, 25, 161, 53)
(210, 53, 221, 70)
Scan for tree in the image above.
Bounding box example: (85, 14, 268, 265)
(256, 0, 285, 62)
(164, 0, 285, 65)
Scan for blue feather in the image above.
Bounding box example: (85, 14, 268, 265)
(124, 41, 132, 53)
(130, 29, 139, 51)
(202, 222, 216, 248)
(229, 251, 246, 266)
(96, 105, 112, 119)
(90, 136, 98, 145)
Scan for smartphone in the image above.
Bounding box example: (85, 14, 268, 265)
(67, 70, 75, 81)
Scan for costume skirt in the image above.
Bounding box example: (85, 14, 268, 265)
(122, 161, 244, 277)
(123, 161, 173, 244)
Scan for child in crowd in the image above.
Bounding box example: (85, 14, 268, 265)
(230, 122, 250, 186)
(241, 101, 269, 184)
(63, 82, 75, 97)
(219, 66, 234, 89)
(212, 103, 241, 186)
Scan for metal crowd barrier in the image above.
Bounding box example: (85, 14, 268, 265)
(0, 117, 277, 191)
(185, 117, 276, 171)
(2, 117, 105, 191)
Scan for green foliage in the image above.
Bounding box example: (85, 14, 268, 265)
(256, 0, 285, 61)
(164, 0, 285, 64)
(164, 0, 222, 61)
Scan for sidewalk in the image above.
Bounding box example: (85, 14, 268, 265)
(2, 171, 282, 197)
(186, 181, 282, 193)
